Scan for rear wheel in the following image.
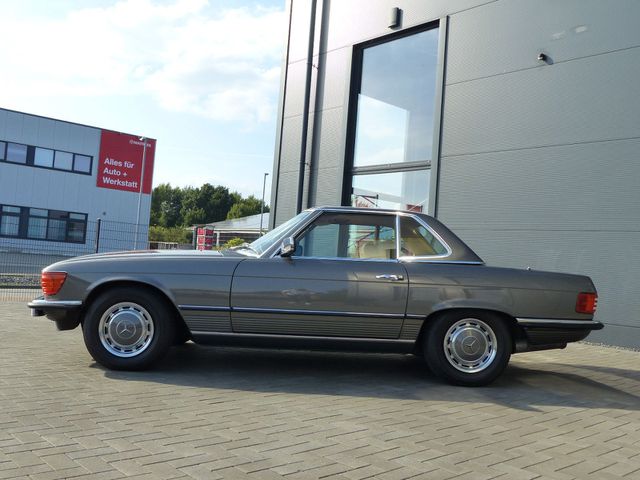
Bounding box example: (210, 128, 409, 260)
(82, 287, 174, 370)
(424, 310, 511, 386)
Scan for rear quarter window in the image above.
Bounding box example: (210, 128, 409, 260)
(400, 216, 448, 257)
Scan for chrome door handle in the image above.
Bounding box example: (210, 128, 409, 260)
(375, 274, 404, 281)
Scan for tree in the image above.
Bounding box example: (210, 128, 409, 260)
(226, 195, 269, 219)
(180, 184, 234, 225)
(150, 183, 184, 227)
(150, 182, 268, 228)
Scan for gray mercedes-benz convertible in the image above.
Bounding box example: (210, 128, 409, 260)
(29, 206, 602, 386)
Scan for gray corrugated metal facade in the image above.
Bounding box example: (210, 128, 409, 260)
(0, 108, 153, 255)
(270, 0, 640, 348)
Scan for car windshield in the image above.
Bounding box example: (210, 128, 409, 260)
(248, 210, 313, 255)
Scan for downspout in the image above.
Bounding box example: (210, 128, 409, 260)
(270, 0, 294, 228)
(296, 0, 318, 214)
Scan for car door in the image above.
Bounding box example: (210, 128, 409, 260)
(230, 211, 408, 339)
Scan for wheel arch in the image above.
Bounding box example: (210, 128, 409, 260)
(80, 279, 189, 336)
(414, 307, 526, 355)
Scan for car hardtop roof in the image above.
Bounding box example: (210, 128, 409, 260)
(310, 205, 433, 218)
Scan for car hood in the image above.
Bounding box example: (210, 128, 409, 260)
(58, 248, 247, 261)
(42, 248, 251, 274)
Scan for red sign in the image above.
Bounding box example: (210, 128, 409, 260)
(97, 130, 156, 194)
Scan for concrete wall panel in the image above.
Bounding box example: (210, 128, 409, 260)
(278, 116, 304, 174)
(442, 47, 640, 157)
(274, 171, 302, 226)
(447, 0, 640, 85)
(322, 0, 490, 55)
(310, 106, 346, 173)
(309, 166, 343, 207)
(438, 139, 640, 232)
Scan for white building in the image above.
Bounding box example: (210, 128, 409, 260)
(0, 107, 156, 256)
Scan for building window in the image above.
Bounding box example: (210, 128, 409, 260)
(0, 205, 21, 236)
(34, 148, 54, 168)
(6, 143, 28, 164)
(0, 139, 92, 175)
(346, 25, 439, 212)
(67, 213, 87, 242)
(352, 170, 430, 212)
(27, 209, 48, 239)
(54, 151, 73, 170)
(0, 204, 87, 243)
(74, 154, 92, 173)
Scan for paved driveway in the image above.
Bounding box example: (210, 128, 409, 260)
(1, 301, 639, 480)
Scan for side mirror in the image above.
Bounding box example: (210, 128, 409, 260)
(280, 237, 296, 257)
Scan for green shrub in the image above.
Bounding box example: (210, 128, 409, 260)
(223, 237, 246, 249)
(149, 225, 192, 244)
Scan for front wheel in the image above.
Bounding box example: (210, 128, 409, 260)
(82, 287, 174, 370)
(423, 310, 511, 386)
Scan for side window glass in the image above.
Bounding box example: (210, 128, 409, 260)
(400, 216, 448, 257)
(296, 213, 396, 259)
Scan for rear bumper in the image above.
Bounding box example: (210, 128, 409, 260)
(28, 297, 83, 330)
(514, 317, 603, 352)
(516, 318, 603, 330)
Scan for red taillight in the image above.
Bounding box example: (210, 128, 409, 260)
(41, 272, 67, 296)
(576, 292, 597, 314)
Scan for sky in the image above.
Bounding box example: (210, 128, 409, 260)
(0, 0, 286, 199)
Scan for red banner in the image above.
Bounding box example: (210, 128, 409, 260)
(96, 130, 155, 194)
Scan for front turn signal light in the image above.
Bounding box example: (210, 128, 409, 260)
(41, 272, 67, 296)
(576, 292, 597, 314)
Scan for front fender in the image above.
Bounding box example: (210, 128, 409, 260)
(83, 274, 179, 307)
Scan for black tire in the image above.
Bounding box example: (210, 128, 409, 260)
(82, 287, 175, 370)
(172, 326, 192, 346)
(423, 310, 511, 386)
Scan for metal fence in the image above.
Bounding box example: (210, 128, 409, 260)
(0, 219, 151, 290)
(1, 219, 264, 297)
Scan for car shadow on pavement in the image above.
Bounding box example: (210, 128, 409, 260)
(101, 343, 640, 412)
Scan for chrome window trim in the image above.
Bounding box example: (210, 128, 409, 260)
(399, 259, 484, 265)
(287, 256, 398, 263)
(395, 213, 401, 259)
(264, 207, 455, 262)
(397, 212, 453, 260)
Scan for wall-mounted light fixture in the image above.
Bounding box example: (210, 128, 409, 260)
(389, 7, 402, 29)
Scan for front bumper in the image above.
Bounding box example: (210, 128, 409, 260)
(28, 297, 83, 330)
(514, 317, 604, 352)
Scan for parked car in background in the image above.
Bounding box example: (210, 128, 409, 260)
(29, 207, 602, 386)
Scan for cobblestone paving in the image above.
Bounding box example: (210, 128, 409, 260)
(1, 302, 639, 479)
